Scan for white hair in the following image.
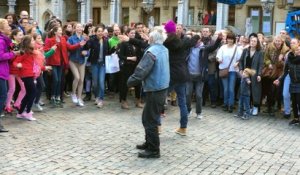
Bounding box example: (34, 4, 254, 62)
(149, 26, 166, 44)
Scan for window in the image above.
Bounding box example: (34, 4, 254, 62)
(188, 8, 194, 25)
(248, 6, 273, 35)
(142, 8, 160, 27)
(122, 8, 129, 25)
(93, 8, 101, 26)
(173, 7, 195, 25)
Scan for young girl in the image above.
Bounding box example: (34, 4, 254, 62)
(4, 29, 25, 113)
(44, 26, 82, 108)
(13, 35, 50, 121)
(234, 68, 256, 120)
(33, 33, 56, 111)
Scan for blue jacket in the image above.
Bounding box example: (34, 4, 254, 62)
(127, 44, 170, 92)
(67, 34, 86, 64)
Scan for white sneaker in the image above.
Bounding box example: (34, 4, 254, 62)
(252, 107, 258, 116)
(33, 103, 43, 112)
(94, 98, 99, 105)
(187, 111, 193, 118)
(71, 94, 78, 104)
(97, 100, 103, 108)
(77, 99, 85, 107)
(196, 114, 203, 120)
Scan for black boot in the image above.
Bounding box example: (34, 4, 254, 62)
(136, 143, 148, 150)
(83, 92, 91, 101)
(138, 150, 160, 158)
(222, 105, 228, 111)
(228, 106, 233, 113)
(268, 107, 275, 116)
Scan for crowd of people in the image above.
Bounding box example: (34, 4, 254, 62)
(0, 10, 300, 158)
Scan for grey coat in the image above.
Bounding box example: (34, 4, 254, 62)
(239, 48, 264, 105)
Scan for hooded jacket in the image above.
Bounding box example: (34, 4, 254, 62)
(0, 32, 15, 80)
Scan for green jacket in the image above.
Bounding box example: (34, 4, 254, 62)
(108, 36, 120, 49)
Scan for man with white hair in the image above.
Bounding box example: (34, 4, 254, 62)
(127, 27, 170, 158)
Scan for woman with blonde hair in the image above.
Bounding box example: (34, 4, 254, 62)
(261, 35, 289, 116)
(67, 23, 88, 107)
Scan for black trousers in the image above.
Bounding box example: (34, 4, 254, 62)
(262, 77, 281, 110)
(19, 77, 37, 114)
(291, 93, 300, 119)
(34, 75, 45, 104)
(142, 89, 167, 152)
(119, 64, 141, 101)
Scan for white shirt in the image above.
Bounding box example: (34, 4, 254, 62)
(216, 44, 243, 72)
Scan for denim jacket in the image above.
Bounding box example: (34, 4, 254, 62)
(127, 44, 170, 92)
(67, 34, 86, 64)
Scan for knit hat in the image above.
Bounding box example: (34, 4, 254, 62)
(164, 20, 176, 34)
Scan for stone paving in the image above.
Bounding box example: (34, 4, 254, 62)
(1, 95, 300, 175)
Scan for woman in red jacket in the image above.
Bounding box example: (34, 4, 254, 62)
(13, 35, 49, 121)
(44, 26, 81, 107)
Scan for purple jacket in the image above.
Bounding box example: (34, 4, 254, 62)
(0, 32, 14, 80)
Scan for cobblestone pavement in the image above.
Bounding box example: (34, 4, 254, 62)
(1, 95, 300, 175)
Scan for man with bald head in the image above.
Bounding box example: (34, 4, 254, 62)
(19, 11, 29, 20)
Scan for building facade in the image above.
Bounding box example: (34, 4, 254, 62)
(0, 0, 298, 36)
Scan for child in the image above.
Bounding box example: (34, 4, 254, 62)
(13, 35, 51, 121)
(32, 33, 55, 111)
(5, 29, 25, 113)
(234, 68, 256, 120)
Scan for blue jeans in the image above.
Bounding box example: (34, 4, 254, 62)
(51, 66, 62, 97)
(169, 83, 188, 128)
(186, 76, 204, 115)
(92, 63, 106, 100)
(238, 95, 250, 115)
(0, 78, 7, 114)
(283, 74, 291, 115)
(207, 74, 217, 103)
(221, 72, 236, 106)
(0, 78, 7, 129)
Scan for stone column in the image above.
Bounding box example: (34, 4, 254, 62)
(80, 0, 86, 24)
(86, 0, 91, 23)
(177, 0, 189, 25)
(7, 0, 16, 13)
(216, 3, 229, 31)
(110, 0, 121, 25)
(53, 0, 60, 17)
(177, 0, 183, 24)
(29, 0, 37, 20)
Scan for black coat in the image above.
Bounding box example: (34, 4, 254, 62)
(239, 48, 264, 105)
(163, 34, 198, 85)
(117, 41, 138, 66)
(85, 36, 109, 65)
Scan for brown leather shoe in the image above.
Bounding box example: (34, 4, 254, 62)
(175, 128, 186, 136)
(121, 100, 129, 109)
(136, 99, 144, 108)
